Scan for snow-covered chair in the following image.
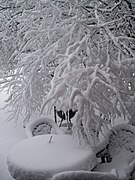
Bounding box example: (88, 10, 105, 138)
(54, 106, 77, 129)
(25, 115, 64, 138)
(95, 123, 135, 179)
(125, 157, 135, 180)
(96, 124, 135, 163)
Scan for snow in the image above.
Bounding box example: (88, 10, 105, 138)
(0, 90, 135, 180)
(94, 150, 135, 179)
(7, 134, 97, 180)
(25, 115, 64, 138)
(0, 91, 26, 180)
(95, 123, 135, 156)
(52, 170, 119, 180)
(94, 124, 135, 179)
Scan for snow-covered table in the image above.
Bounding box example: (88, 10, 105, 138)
(7, 134, 96, 180)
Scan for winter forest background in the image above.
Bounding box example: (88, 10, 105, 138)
(0, 0, 135, 179)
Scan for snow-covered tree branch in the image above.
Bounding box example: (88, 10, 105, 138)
(0, 0, 135, 146)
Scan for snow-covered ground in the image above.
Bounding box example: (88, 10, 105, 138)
(0, 91, 26, 180)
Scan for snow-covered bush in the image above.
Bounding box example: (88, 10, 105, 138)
(0, 0, 135, 146)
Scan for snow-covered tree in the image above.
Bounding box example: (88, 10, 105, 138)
(0, 0, 135, 145)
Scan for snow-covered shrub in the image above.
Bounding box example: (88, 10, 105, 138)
(0, 0, 135, 146)
(39, 0, 135, 145)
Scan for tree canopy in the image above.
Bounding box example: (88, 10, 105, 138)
(0, 0, 135, 145)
